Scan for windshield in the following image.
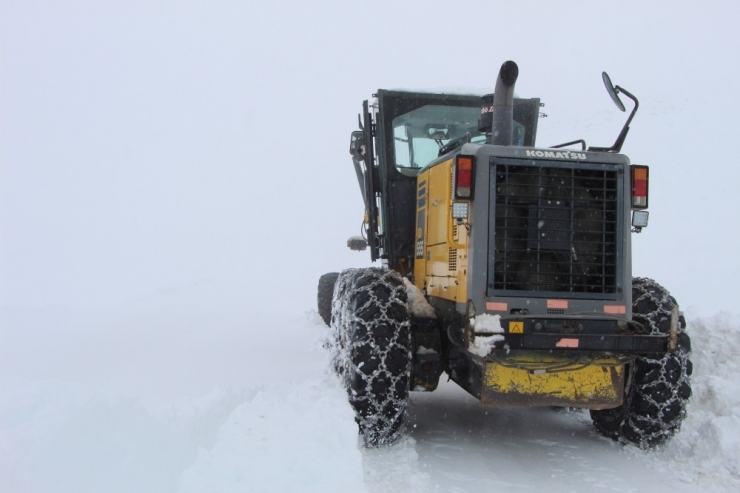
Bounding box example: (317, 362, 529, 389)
(392, 104, 483, 170)
(392, 104, 525, 171)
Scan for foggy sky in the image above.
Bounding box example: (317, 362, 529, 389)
(2, 0, 738, 315)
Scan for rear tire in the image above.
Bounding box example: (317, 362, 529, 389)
(331, 268, 412, 447)
(591, 278, 692, 448)
(317, 272, 339, 326)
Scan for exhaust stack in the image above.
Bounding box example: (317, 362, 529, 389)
(478, 60, 519, 146)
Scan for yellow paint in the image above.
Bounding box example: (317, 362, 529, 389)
(413, 160, 469, 303)
(445, 168, 465, 250)
(509, 321, 524, 333)
(484, 360, 623, 405)
(427, 162, 452, 246)
(413, 167, 432, 291)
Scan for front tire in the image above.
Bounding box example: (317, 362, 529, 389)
(591, 278, 692, 448)
(331, 268, 412, 447)
(317, 272, 339, 326)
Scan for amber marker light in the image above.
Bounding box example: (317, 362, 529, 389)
(454, 155, 475, 199)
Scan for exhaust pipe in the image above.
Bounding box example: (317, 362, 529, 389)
(478, 60, 519, 146)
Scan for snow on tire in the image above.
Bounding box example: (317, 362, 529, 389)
(591, 277, 692, 448)
(331, 267, 412, 447)
(317, 272, 339, 327)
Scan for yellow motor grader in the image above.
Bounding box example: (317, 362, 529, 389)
(318, 61, 691, 448)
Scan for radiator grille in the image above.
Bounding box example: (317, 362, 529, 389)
(492, 163, 618, 294)
(448, 247, 458, 272)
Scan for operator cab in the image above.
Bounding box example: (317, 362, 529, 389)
(348, 90, 541, 269)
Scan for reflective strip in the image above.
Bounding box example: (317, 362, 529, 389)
(604, 305, 626, 314)
(547, 299, 568, 309)
(555, 338, 579, 348)
(486, 302, 508, 312)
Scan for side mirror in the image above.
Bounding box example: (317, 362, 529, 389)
(602, 72, 626, 112)
(349, 131, 365, 161)
(589, 72, 639, 153)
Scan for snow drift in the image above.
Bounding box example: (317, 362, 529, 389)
(658, 312, 740, 485)
(1, 309, 739, 492)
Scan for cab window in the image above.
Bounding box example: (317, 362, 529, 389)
(392, 104, 484, 172)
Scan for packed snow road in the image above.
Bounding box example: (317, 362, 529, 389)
(406, 384, 703, 492)
(1, 300, 738, 492)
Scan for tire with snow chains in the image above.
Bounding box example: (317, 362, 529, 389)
(591, 277, 692, 448)
(331, 267, 412, 447)
(317, 272, 339, 327)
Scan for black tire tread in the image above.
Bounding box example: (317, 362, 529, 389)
(591, 278, 692, 448)
(331, 268, 412, 447)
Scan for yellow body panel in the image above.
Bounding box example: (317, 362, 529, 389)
(481, 360, 624, 408)
(413, 160, 469, 303)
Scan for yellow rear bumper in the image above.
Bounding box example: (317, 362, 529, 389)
(481, 359, 625, 409)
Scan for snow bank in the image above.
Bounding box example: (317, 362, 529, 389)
(658, 312, 740, 485)
(0, 311, 368, 493)
(0, 376, 365, 493)
(0, 377, 220, 493)
(179, 378, 366, 493)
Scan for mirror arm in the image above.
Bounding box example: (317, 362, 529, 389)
(351, 153, 368, 209)
(616, 86, 639, 128)
(589, 85, 640, 153)
(611, 86, 639, 153)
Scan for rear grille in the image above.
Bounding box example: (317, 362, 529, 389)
(491, 163, 618, 294)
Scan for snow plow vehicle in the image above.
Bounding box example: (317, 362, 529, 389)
(318, 61, 691, 448)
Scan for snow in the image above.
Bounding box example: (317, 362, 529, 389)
(2, 302, 740, 492)
(467, 314, 506, 356)
(403, 278, 436, 318)
(178, 381, 366, 493)
(416, 346, 437, 355)
(0, 308, 368, 493)
(467, 334, 506, 357)
(656, 312, 740, 484)
(471, 313, 505, 334)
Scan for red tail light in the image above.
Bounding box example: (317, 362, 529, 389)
(455, 156, 475, 199)
(631, 165, 649, 209)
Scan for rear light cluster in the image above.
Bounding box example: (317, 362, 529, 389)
(631, 165, 649, 209)
(631, 165, 649, 231)
(454, 156, 475, 199)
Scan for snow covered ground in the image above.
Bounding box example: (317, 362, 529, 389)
(1, 298, 738, 492)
